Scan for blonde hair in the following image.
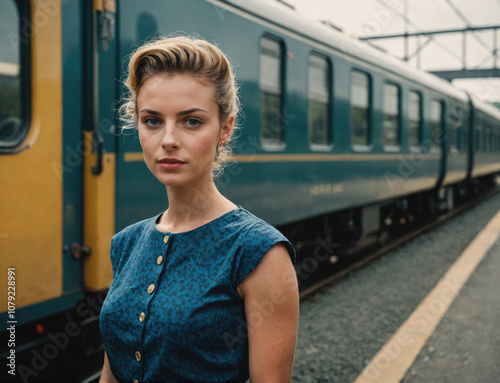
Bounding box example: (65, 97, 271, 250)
(120, 35, 240, 177)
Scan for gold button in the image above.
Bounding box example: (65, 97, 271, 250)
(148, 283, 155, 294)
(157, 255, 163, 265)
(135, 351, 141, 361)
(134, 380, 139, 383)
(164, 235, 169, 244)
(139, 312, 145, 322)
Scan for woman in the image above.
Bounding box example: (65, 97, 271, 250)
(99, 36, 299, 383)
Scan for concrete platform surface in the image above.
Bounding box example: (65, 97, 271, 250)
(401, 237, 500, 383)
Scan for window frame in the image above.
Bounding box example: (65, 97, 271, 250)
(446, 103, 463, 154)
(382, 82, 401, 151)
(463, 114, 469, 153)
(475, 114, 483, 153)
(496, 124, 500, 152)
(408, 90, 423, 151)
(350, 68, 372, 151)
(307, 52, 332, 151)
(0, 0, 31, 153)
(430, 99, 444, 153)
(484, 119, 491, 152)
(259, 34, 286, 151)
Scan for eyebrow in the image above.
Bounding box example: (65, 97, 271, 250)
(138, 108, 162, 116)
(138, 108, 208, 116)
(177, 108, 209, 116)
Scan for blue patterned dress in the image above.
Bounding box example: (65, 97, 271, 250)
(99, 206, 295, 383)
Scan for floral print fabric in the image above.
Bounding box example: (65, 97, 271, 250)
(99, 207, 295, 383)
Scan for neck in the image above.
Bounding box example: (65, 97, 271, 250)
(159, 177, 236, 233)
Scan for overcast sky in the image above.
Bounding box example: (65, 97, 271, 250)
(291, 0, 500, 103)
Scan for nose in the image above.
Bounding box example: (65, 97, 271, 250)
(160, 121, 180, 150)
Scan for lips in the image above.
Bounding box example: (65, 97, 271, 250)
(158, 157, 186, 164)
(157, 157, 186, 170)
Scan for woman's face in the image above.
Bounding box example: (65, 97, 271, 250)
(136, 73, 233, 189)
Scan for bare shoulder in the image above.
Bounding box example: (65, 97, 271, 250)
(238, 243, 299, 382)
(238, 243, 298, 301)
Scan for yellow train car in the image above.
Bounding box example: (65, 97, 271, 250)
(1, 1, 116, 380)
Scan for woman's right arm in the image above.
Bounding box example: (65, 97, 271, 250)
(99, 351, 119, 383)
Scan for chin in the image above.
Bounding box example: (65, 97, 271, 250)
(155, 174, 206, 189)
(152, 164, 214, 189)
(156, 175, 189, 188)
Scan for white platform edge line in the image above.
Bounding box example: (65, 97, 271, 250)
(353, 208, 500, 383)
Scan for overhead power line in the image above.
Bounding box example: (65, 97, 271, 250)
(444, 0, 491, 53)
(369, 0, 499, 72)
(374, 0, 463, 64)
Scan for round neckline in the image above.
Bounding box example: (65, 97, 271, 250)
(152, 206, 243, 236)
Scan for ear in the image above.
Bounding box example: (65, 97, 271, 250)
(219, 115, 235, 144)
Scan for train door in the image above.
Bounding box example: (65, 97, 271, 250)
(0, 0, 82, 325)
(80, 0, 119, 292)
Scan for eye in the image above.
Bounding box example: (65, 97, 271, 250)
(184, 118, 202, 128)
(144, 117, 161, 127)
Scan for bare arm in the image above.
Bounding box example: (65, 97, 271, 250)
(99, 351, 119, 383)
(238, 243, 299, 383)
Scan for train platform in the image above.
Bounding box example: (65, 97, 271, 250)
(292, 192, 500, 383)
(400, 226, 500, 382)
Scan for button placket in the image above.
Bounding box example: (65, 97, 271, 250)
(135, 232, 171, 378)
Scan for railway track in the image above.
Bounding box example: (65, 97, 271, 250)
(299, 185, 500, 300)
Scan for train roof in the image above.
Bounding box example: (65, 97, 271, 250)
(471, 94, 500, 120)
(215, 0, 469, 103)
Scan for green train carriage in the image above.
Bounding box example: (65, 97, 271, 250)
(2, 0, 500, 381)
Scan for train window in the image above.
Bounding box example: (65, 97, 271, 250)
(350, 70, 371, 147)
(476, 115, 482, 152)
(490, 120, 495, 152)
(496, 125, 500, 152)
(494, 126, 497, 152)
(491, 125, 494, 152)
(447, 105, 462, 152)
(486, 120, 490, 152)
(492, 125, 496, 152)
(308, 53, 331, 147)
(490, 121, 495, 152)
(494, 125, 497, 152)
(408, 91, 422, 149)
(462, 123, 470, 153)
(486, 123, 490, 151)
(493, 125, 497, 152)
(430, 100, 444, 152)
(0, 0, 24, 149)
(497, 125, 500, 152)
(463, 113, 469, 153)
(492, 123, 496, 152)
(485, 118, 490, 152)
(486, 119, 490, 152)
(498, 125, 500, 152)
(482, 119, 487, 152)
(260, 36, 284, 148)
(383, 83, 400, 148)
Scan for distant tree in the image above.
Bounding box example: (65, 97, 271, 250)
(493, 102, 500, 110)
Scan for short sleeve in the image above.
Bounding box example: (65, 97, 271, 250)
(233, 223, 295, 288)
(109, 230, 130, 279)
